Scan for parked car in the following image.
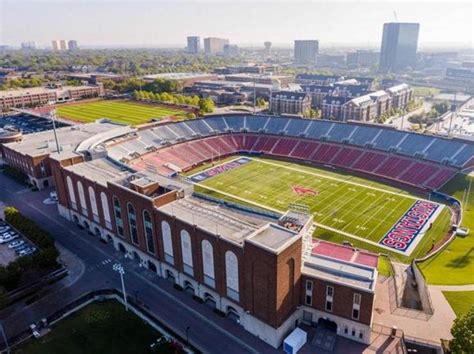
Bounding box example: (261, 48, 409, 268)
(19, 247, 37, 257)
(15, 244, 29, 253)
(0, 226, 11, 233)
(0, 234, 18, 243)
(9, 240, 25, 249)
(0, 230, 15, 237)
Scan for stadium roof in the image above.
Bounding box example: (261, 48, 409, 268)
(5, 121, 121, 156)
(65, 157, 129, 186)
(0, 85, 99, 98)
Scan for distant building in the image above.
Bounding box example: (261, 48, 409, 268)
(52, 40, 60, 51)
(296, 74, 374, 88)
(68, 40, 78, 50)
(302, 83, 370, 108)
(186, 36, 200, 54)
(141, 72, 218, 88)
(264, 41, 272, 57)
(294, 40, 319, 65)
(214, 64, 281, 75)
(379, 23, 420, 72)
(317, 54, 346, 67)
(270, 91, 311, 116)
(224, 73, 293, 86)
(59, 40, 68, 51)
(0, 84, 105, 111)
(347, 50, 380, 67)
(223, 44, 239, 56)
(385, 84, 414, 109)
(204, 37, 229, 55)
(21, 41, 37, 50)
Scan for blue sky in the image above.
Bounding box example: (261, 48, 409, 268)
(1, 1, 472, 49)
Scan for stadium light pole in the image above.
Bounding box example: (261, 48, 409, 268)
(113, 263, 128, 311)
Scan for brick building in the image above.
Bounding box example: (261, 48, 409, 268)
(270, 91, 311, 116)
(48, 149, 378, 348)
(386, 84, 414, 109)
(0, 84, 104, 111)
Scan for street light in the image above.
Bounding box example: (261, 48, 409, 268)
(113, 263, 128, 311)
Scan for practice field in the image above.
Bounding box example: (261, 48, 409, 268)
(57, 100, 187, 125)
(190, 157, 446, 257)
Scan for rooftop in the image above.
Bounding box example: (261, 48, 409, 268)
(65, 158, 129, 186)
(142, 72, 215, 81)
(247, 223, 299, 254)
(303, 240, 378, 292)
(158, 196, 269, 245)
(5, 121, 120, 156)
(0, 85, 99, 98)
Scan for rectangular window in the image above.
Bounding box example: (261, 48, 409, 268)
(325, 285, 334, 312)
(325, 300, 333, 312)
(305, 295, 312, 306)
(352, 308, 360, 320)
(352, 293, 361, 320)
(306, 280, 313, 291)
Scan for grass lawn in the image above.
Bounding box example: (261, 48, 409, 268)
(190, 156, 451, 262)
(57, 100, 188, 125)
(413, 86, 441, 97)
(420, 173, 474, 285)
(14, 301, 173, 354)
(443, 291, 474, 317)
(378, 255, 392, 277)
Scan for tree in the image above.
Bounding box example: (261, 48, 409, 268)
(432, 101, 450, 116)
(256, 97, 266, 107)
(199, 97, 215, 113)
(450, 307, 474, 353)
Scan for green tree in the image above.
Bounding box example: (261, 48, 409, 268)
(199, 97, 215, 113)
(450, 307, 474, 354)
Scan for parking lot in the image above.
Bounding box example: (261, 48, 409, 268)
(0, 114, 67, 135)
(0, 220, 36, 266)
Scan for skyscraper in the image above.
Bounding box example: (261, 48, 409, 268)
(68, 40, 78, 50)
(294, 40, 319, 65)
(187, 36, 200, 54)
(379, 23, 420, 72)
(264, 41, 272, 57)
(203, 37, 229, 55)
(52, 40, 61, 51)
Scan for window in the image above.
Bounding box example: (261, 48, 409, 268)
(351, 328, 356, 336)
(180, 230, 193, 276)
(143, 210, 155, 254)
(88, 186, 99, 222)
(113, 197, 124, 237)
(306, 280, 313, 291)
(77, 181, 87, 216)
(305, 280, 313, 306)
(202, 240, 215, 288)
(325, 286, 334, 312)
(161, 221, 174, 265)
(344, 326, 348, 334)
(100, 192, 112, 229)
(127, 203, 138, 245)
(225, 251, 239, 302)
(359, 332, 363, 339)
(303, 311, 312, 323)
(305, 295, 312, 306)
(352, 293, 361, 320)
(66, 176, 77, 210)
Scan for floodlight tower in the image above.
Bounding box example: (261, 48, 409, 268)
(48, 102, 61, 154)
(113, 263, 128, 311)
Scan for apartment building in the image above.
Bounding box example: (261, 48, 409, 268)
(270, 91, 312, 116)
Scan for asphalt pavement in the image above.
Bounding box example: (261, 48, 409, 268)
(0, 173, 281, 353)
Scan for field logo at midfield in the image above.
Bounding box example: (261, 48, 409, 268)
(292, 186, 318, 196)
(379, 200, 440, 254)
(189, 157, 251, 183)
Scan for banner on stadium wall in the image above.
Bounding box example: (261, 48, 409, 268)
(379, 200, 440, 254)
(189, 157, 251, 183)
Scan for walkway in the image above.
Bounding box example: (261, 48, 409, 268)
(430, 284, 474, 291)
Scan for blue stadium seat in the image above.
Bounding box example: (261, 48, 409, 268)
(424, 138, 466, 163)
(245, 115, 269, 132)
(224, 116, 245, 132)
(372, 129, 405, 151)
(167, 123, 194, 139)
(205, 117, 228, 132)
(350, 126, 381, 146)
(453, 144, 474, 167)
(327, 123, 356, 142)
(398, 134, 434, 155)
(265, 117, 290, 134)
(184, 119, 213, 135)
(285, 119, 311, 136)
(152, 126, 178, 141)
(305, 120, 334, 139)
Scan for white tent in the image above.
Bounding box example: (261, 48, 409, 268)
(283, 327, 307, 354)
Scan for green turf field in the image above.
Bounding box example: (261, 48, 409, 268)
(57, 100, 187, 125)
(420, 173, 474, 285)
(191, 157, 448, 258)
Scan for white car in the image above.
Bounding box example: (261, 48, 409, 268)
(9, 240, 25, 249)
(0, 234, 18, 244)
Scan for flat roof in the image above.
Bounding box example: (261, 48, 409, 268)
(5, 121, 120, 156)
(142, 73, 215, 80)
(158, 196, 268, 245)
(0, 85, 98, 98)
(65, 158, 129, 186)
(302, 240, 378, 291)
(247, 223, 299, 253)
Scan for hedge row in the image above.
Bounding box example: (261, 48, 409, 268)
(0, 207, 59, 291)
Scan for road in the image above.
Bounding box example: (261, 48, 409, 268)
(388, 101, 432, 130)
(0, 173, 280, 353)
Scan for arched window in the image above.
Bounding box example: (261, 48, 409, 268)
(88, 186, 98, 222)
(225, 251, 239, 302)
(143, 210, 155, 254)
(180, 230, 193, 276)
(77, 181, 87, 215)
(66, 176, 76, 210)
(161, 221, 173, 264)
(100, 192, 112, 229)
(202, 240, 215, 288)
(113, 196, 124, 237)
(127, 203, 138, 245)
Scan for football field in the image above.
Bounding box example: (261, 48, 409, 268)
(189, 157, 445, 256)
(57, 100, 187, 125)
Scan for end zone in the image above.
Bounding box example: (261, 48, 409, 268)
(188, 157, 252, 183)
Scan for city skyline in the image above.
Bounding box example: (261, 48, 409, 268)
(0, 1, 472, 49)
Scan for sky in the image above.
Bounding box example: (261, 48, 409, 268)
(0, 0, 472, 49)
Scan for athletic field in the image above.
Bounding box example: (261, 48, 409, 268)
(57, 100, 187, 125)
(189, 157, 447, 257)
